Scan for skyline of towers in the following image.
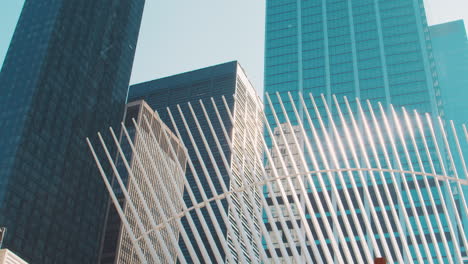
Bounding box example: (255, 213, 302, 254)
(0, 0, 467, 263)
(0, 0, 145, 262)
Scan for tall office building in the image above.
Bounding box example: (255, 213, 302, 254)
(430, 20, 468, 127)
(115, 100, 187, 264)
(0, 0, 145, 262)
(99, 100, 188, 264)
(127, 61, 264, 262)
(430, 20, 468, 236)
(265, 0, 441, 114)
(264, 124, 305, 262)
(264, 0, 452, 262)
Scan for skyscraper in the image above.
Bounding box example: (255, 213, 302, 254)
(430, 20, 468, 237)
(98, 100, 187, 264)
(430, 20, 468, 127)
(265, 0, 441, 115)
(264, 124, 305, 263)
(107, 100, 187, 264)
(0, 0, 145, 262)
(264, 0, 452, 262)
(127, 61, 264, 262)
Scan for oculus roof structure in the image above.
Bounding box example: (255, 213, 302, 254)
(88, 93, 468, 264)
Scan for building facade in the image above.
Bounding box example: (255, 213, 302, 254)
(264, 0, 454, 262)
(430, 20, 468, 240)
(264, 124, 305, 262)
(265, 0, 441, 115)
(128, 61, 264, 262)
(118, 101, 187, 263)
(99, 101, 188, 264)
(0, 0, 145, 262)
(430, 20, 468, 127)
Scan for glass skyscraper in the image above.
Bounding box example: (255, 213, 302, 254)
(127, 61, 264, 263)
(264, 0, 455, 262)
(0, 0, 145, 262)
(430, 20, 468, 237)
(430, 20, 468, 127)
(265, 0, 441, 114)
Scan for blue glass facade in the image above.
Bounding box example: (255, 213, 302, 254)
(0, 0, 145, 262)
(265, 0, 441, 116)
(430, 20, 468, 147)
(264, 0, 456, 262)
(430, 20, 468, 241)
(127, 61, 262, 262)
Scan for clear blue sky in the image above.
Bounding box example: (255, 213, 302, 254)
(1, 0, 466, 94)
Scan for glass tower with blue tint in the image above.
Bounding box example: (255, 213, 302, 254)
(430, 20, 468, 150)
(430, 20, 468, 127)
(0, 0, 145, 263)
(264, 0, 457, 262)
(430, 20, 468, 238)
(127, 61, 264, 263)
(265, 0, 441, 113)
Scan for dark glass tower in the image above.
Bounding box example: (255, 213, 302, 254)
(126, 61, 263, 263)
(264, 0, 455, 263)
(0, 0, 145, 263)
